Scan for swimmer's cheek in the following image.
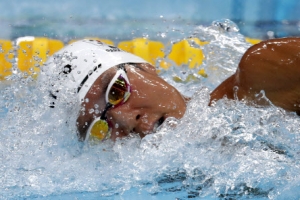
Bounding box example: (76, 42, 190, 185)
(110, 128, 130, 141)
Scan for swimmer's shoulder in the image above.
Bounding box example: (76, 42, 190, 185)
(210, 37, 300, 112)
(239, 37, 300, 73)
(237, 37, 300, 86)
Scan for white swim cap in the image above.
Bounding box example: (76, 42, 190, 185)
(43, 39, 147, 101)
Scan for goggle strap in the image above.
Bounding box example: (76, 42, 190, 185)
(117, 63, 127, 73)
(100, 103, 113, 120)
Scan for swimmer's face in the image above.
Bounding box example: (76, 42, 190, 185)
(76, 63, 187, 141)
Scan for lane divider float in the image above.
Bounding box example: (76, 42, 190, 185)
(0, 36, 261, 80)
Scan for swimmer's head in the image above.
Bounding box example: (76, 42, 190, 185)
(44, 39, 187, 142)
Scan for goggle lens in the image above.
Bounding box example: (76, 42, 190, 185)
(108, 75, 130, 105)
(89, 119, 111, 141)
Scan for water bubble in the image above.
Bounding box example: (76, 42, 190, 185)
(161, 32, 167, 38)
(88, 109, 94, 114)
(142, 33, 149, 39)
(212, 19, 239, 32)
(267, 31, 275, 39)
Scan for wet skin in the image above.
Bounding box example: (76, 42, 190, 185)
(210, 37, 300, 114)
(77, 37, 300, 141)
(76, 63, 187, 141)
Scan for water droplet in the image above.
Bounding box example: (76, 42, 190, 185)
(89, 109, 94, 114)
(212, 19, 239, 32)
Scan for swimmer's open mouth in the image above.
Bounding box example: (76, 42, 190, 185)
(153, 116, 165, 132)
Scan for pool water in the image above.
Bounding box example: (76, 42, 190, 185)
(1, 20, 300, 200)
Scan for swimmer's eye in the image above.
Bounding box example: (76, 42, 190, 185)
(107, 75, 130, 105)
(100, 65, 131, 107)
(105, 67, 131, 106)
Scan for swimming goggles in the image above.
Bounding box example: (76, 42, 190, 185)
(86, 64, 131, 142)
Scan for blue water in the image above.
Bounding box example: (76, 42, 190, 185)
(1, 1, 300, 199)
(1, 0, 300, 40)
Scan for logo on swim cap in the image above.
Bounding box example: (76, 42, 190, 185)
(82, 39, 104, 46)
(105, 46, 122, 52)
(83, 39, 122, 52)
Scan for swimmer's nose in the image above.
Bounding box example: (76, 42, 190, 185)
(107, 106, 157, 138)
(107, 108, 140, 138)
(108, 108, 140, 129)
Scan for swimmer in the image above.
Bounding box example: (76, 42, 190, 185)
(45, 37, 300, 142)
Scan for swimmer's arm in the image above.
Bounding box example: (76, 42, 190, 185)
(209, 74, 236, 105)
(210, 37, 300, 113)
